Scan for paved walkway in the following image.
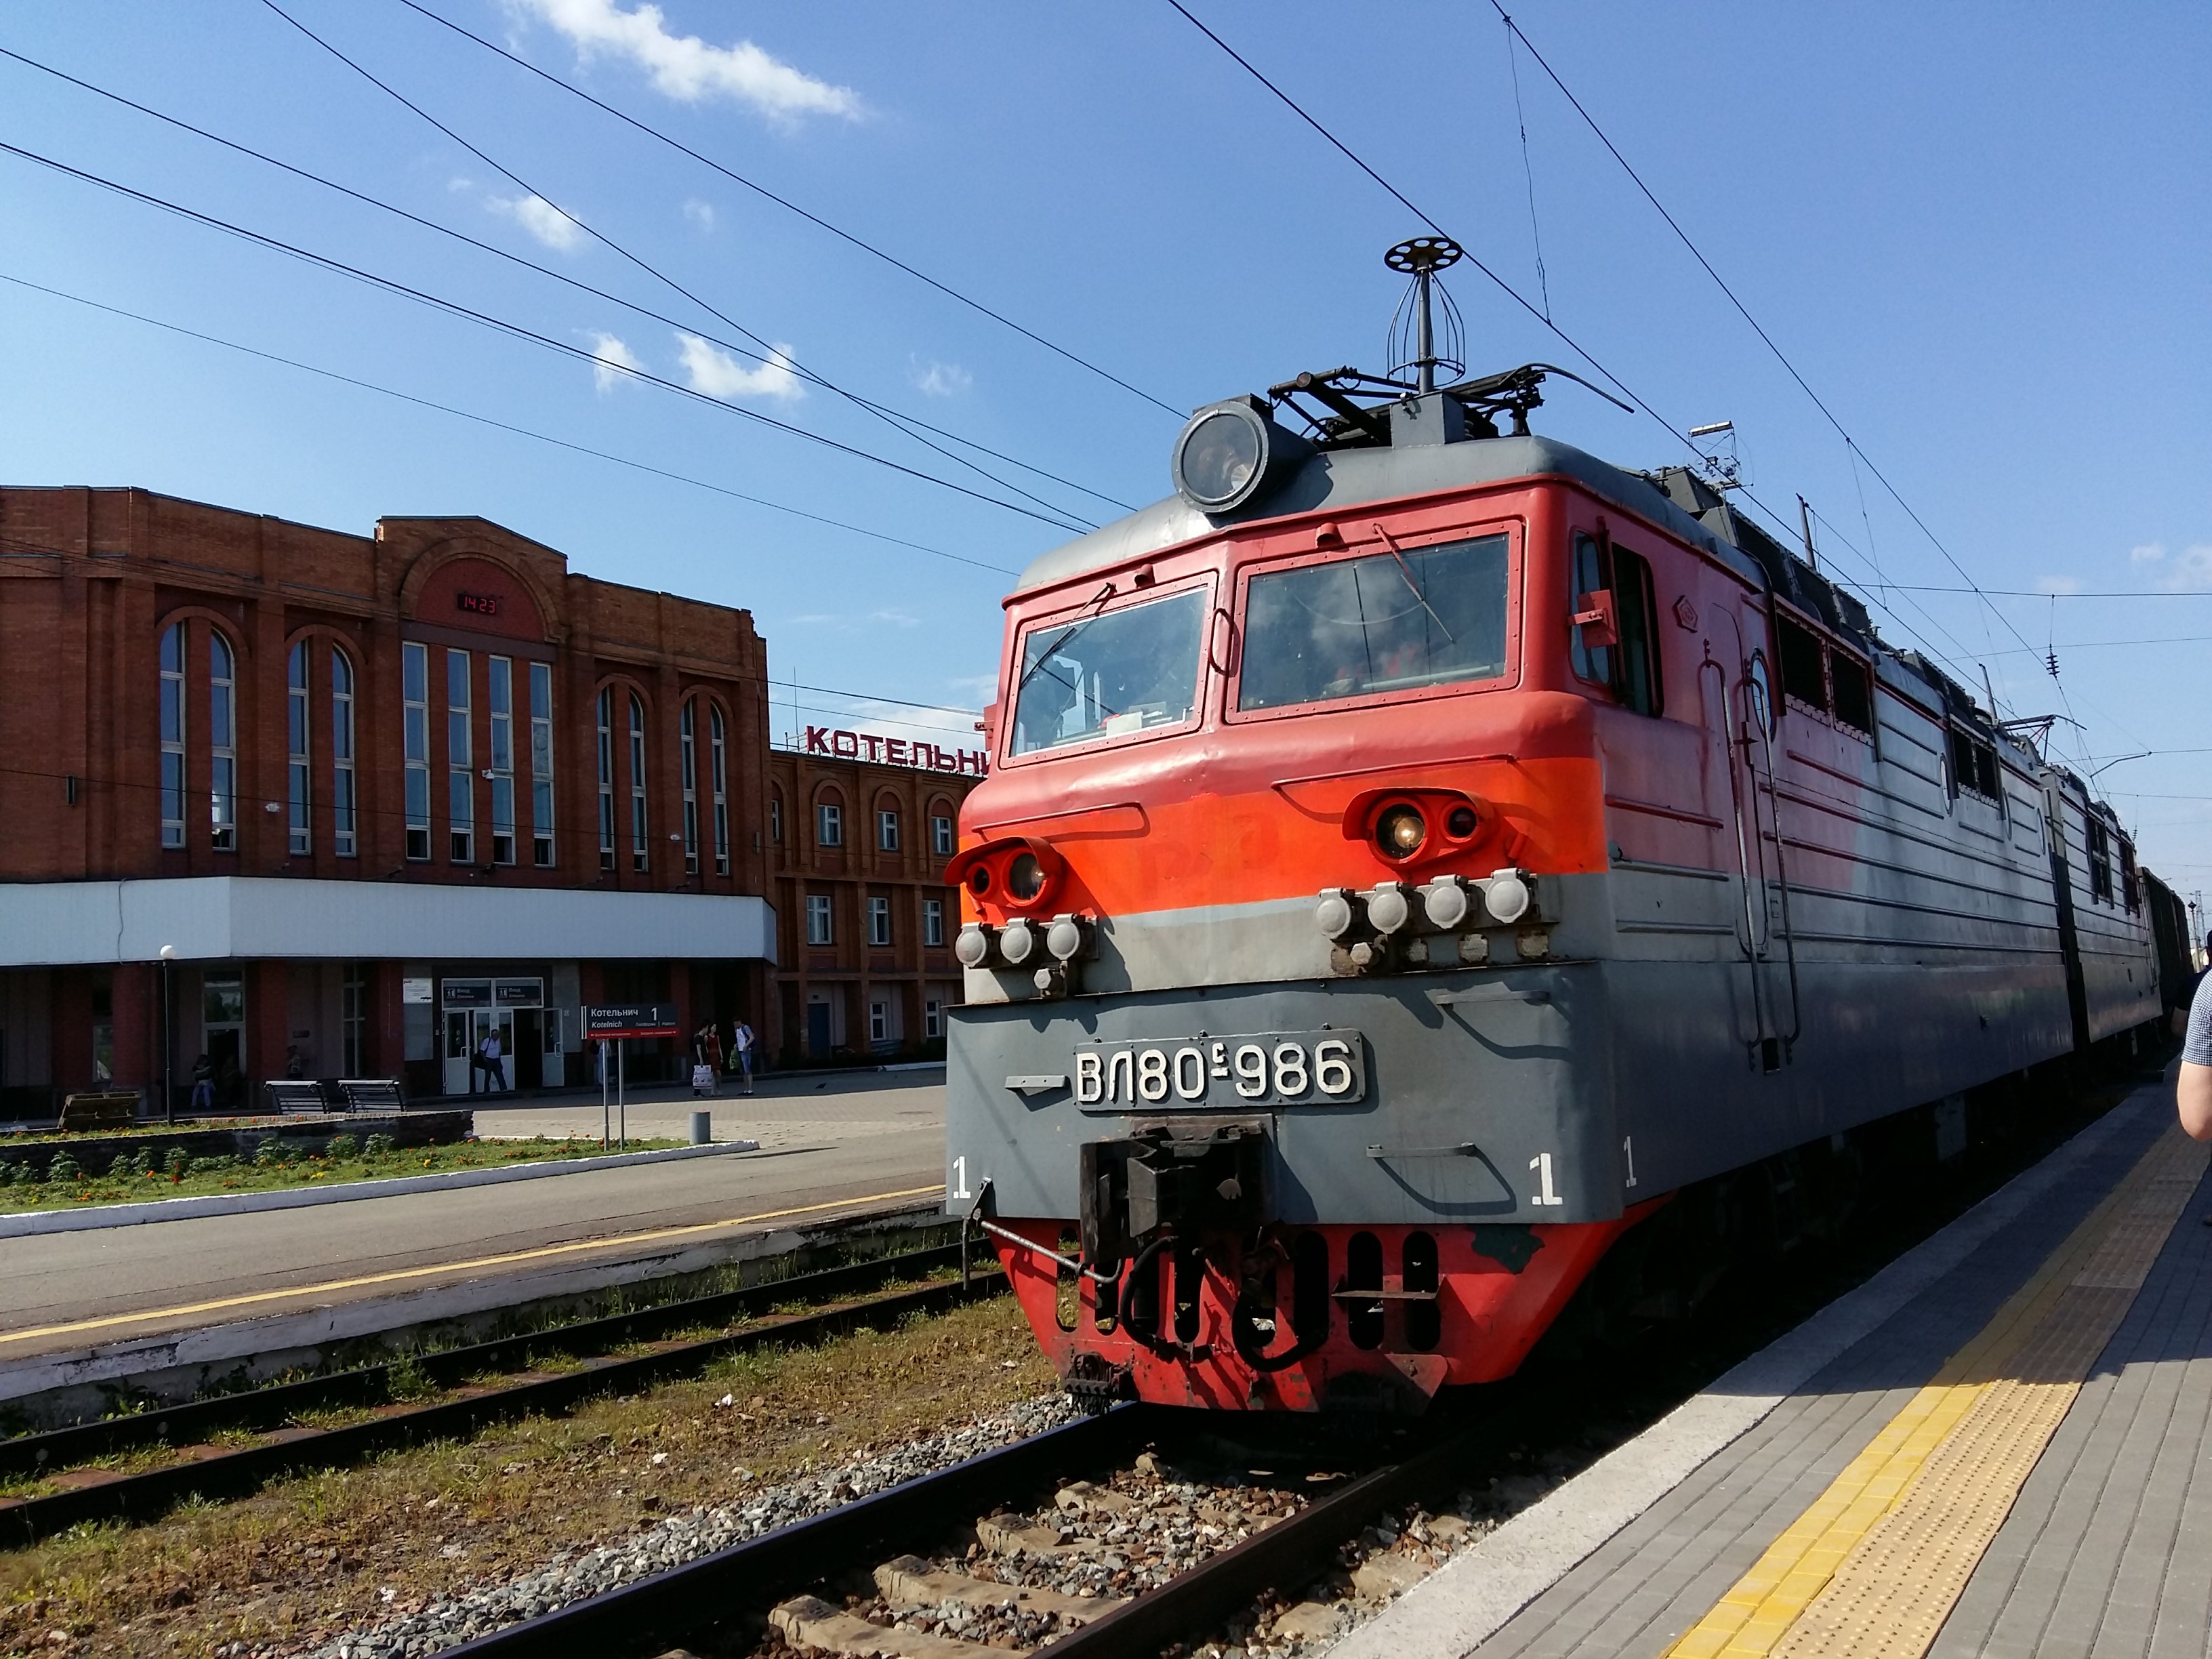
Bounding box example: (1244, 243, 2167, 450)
(1332, 1071, 2212, 1659)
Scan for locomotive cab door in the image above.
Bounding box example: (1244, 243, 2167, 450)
(1714, 602, 1799, 1073)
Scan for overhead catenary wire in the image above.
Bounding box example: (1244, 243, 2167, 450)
(255, 0, 1103, 532)
(0, 271, 1021, 577)
(0, 41, 1136, 518)
(390, 0, 1187, 422)
(0, 138, 1092, 535)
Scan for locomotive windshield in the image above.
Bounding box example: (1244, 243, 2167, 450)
(1237, 532, 1510, 710)
(1010, 588, 1205, 755)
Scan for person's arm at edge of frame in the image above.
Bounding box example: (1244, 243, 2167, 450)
(2179, 972, 2212, 1141)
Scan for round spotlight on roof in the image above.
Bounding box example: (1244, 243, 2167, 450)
(1171, 397, 1311, 516)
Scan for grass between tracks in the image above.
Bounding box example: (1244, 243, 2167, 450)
(0, 1286, 1053, 1658)
(0, 1134, 687, 1216)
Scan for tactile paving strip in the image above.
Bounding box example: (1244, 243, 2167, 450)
(1661, 1127, 2205, 1659)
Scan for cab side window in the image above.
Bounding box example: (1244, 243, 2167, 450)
(1568, 532, 1662, 716)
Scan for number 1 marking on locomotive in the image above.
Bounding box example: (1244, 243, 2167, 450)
(952, 1155, 970, 1202)
(1623, 1136, 1638, 1189)
(1529, 1153, 1564, 1207)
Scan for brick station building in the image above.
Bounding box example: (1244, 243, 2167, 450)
(766, 726, 986, 1065)
(0, 485, 777, 1111)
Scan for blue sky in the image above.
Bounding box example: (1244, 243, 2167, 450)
(3, 3, 2207, 903)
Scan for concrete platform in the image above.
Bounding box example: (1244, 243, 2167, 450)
(1331, 1071, 2212, 1659)
(0, 1071, 946, 1375)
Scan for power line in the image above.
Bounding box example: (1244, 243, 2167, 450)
(0, 270, 1021, 577)
(390, 0, 1188, 422)
(0, 137, 1092, 535)
(1485, 3, 2042, 667)
(256, 0, 1101, 533)
(0, 41, 1137, 519)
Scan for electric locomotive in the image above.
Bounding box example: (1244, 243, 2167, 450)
(944, 240, 2169, 1412)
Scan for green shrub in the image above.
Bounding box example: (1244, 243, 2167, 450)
(0, 1162, 22, 1186)
(188, 1155, 231, 1175)
(252, 1137, 285, 1170)
(326, 1134, 359, 1160)
(363, 1133, 395, 1158)
(165, 1147, 189, 1179)
(47, 1153, 81, 1185)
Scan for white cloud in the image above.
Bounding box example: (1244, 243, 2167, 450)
(508, 0, 861, 123)
(2131, 541, 2167, 565)
(676, 333, 803, 402)
(491, 192, 586, 251)
(2032, 575, 2084, 595)
(908, 357, 972, 398)
(869, 608, 921, 628)
(947, 671, 999, 703)
(586, 331, 643, 393)
(681, 198, 716, 230)
(2156, 545, 2212, 592)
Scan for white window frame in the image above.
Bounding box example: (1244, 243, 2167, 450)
(287, 640, 312, 856)
(709, 705, 730, 876)
(806, 893, 833, 945)
(923, 897, 945, 947)
(332, 647, 357, 858)
(879, 808, 900, 852)
(924, 998, 942, 1040)
(628, 693, 649, 872)
(868, 895, 893, 947)
(529, 660, 554, 867)
(159, 623, 186, 849)
(680, 701, 700, 875)
(596, 687, 615, 871)
(403, 640, 430, 860)
(770, 795, 783, 844)
(447, 649, 474, 864)
(817, 801, 842, 848)
(931, 814, 954, 857)
(488, 655, 516, 865)
(209, 631, 237, 852)
(869, 999, 889, 1044)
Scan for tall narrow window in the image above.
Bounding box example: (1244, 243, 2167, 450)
(709, 705, 730, 876)
(529, 661, 554, 867)
(924, 897, 945, 947)
(159, 623, 186, 848)
(403, 642, 430, 860)
(879, 808, 900, 852)
(628, 693, 648, 872)
(331, 649, 357, 857)
(817, 802, 842, 847)
(680, 701, 701, 876)
(596, 687, 615, 871)
(806, 894, 833, 945)
(447, 649, 474, 863)
(869, 895, 893, 947)
(771, 795, 783, 844)
(287, 641, 312, 855)
(341, 962, 367, 1074)
(488, 655, 516, 865)
(209, 632, 237, 852)
(931, 813, 954, 857)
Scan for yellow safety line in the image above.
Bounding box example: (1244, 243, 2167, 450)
(0, 1184, 947, 1347)
(1664, 1128, 2203, 1659)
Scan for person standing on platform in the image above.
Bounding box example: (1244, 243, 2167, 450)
(474, 1029, 508, 1092)
(2179, 963, 2212, 1143)
(731, 1019, 755, 1096)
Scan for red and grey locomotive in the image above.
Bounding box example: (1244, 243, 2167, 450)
(944, 241, 2175, 1412)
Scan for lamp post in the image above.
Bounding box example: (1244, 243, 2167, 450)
(158, 945, 177, 1126)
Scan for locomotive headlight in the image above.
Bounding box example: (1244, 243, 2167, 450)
(1000, 917, 1037, 966)
(1170, 396, 1313, 515)
(1485, 867, 1533, 926)
(1046, 914, 1086, 962)
(1315, 888, 1356, 939)
(1375, 804, 1427, 860)
(1366, 882, 1412, 935)
(1418, 877, 1470, 930)
(954, 923, 994, 968)
(1007, 852, 1045, 903)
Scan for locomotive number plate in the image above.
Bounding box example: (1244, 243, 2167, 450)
(1073, 1031, 1367, 1111)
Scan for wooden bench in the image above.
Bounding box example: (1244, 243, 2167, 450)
(263, 1080, 329, 1116)
(336, 1079, 405, 1114)
(56, 1090, 139, 1132)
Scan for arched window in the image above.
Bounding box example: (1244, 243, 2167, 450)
(529, 662, 554, 867)
(159, 623, 186, 848)
(596, 687, 615, 872)
(628, 693, 649, 872)
(331, 648, 357, 858)
(709, 704, 730, 876)
(680, 701, 700, 875)
(446, 649, 473, 864)
(209, 631, 237, 852)
(402, 641, 430, 861)
(287, 641, 312, 855)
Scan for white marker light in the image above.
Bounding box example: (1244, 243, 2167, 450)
(1420, 878, 1469, 930)
(1486, 868, 1532, 926)
(954, 924, 992, 968)
(1046, 914, 1085, 962)
(1315, 890, 1355, 939)
(1000, 918, 1036, 966)
(1366, 882, 1411, 935)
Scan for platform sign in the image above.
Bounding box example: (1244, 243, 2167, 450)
(583, 1003, 680, 1040)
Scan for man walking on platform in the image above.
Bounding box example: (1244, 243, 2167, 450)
(472, 1028, 508, 1093)
(731, 1019, 755, 1096)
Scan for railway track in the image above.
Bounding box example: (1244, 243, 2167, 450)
(0, 1240, 997, 1546)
